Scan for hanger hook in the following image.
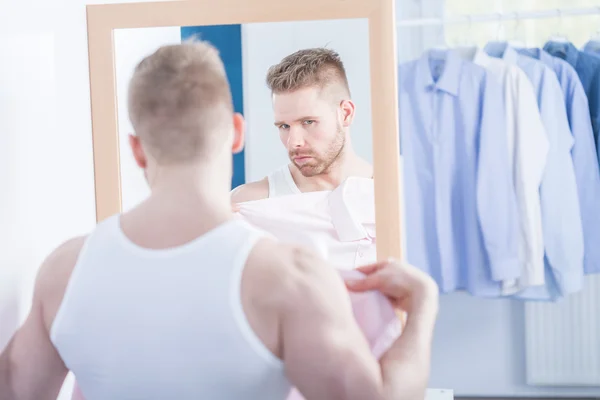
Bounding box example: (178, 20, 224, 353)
(467, 15, 473, 44)
(557, 8, 563, 35)
(496, 12, 503, 41)
(438, 20, 445, 46)
(597, 7, 600, 37)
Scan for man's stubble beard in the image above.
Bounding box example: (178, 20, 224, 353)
(293, 127, 346, 177)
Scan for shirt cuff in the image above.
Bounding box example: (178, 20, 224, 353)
(490, 258, 520, 282)
(555, 269, 584, 296)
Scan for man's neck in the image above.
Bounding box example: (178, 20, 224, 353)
(146, 164, 233, 218)
(289, 151, 373, 193)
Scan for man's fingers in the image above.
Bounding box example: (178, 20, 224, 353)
(355, 261, 389, 275)
(345, 272, 384, 292)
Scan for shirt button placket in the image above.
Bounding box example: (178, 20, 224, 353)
(432, 89, 444, 291)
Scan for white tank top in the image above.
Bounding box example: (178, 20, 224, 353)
(267, 165, 301, 197)
(50, 215, 291, 400)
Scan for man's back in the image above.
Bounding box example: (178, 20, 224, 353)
(0, 198, 436, 400)
(50, 213, 292, 400)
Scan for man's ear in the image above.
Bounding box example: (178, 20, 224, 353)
(232, 112, 246, 154)
(128, 134, 147, 169)
(339, 99, 356, 128)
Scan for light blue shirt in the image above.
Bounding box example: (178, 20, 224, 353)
(399, 49, 520, 297)
(517, 48, 600, 278)
(485, 43, 584, 300)
(545, 41, 600, 202)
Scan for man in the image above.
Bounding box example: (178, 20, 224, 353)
(0, 40, 438, 400)
(231, 48, 373, 201)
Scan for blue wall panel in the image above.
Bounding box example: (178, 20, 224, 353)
(181, 25, 245, 190)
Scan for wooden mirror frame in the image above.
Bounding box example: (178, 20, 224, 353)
(86, 0, 404, 261)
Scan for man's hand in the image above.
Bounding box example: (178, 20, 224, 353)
(346, 259, 439, 400)
(345, 259, 439, 316)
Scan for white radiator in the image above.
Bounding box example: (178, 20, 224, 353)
(525, 275, 600, 386)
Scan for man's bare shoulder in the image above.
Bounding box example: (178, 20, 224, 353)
(230, 178, 270, 203)
(244, 238, 343, 308)
(35, 236, 87, 328)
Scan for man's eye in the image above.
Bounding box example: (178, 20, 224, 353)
(279, 124, 290, 130)
(303, 120, 315, 125)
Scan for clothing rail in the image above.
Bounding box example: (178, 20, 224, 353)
(396, 6, 600, 28)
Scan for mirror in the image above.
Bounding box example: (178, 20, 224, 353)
(82, 3, 406, 397)
(113, 20, 373, 212)
(86, 0, 402, 261)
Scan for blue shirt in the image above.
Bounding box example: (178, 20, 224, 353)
(517, 48, 600, 276)
(484, 42, 584, 300)
(582, 40, 600, 57)
(399, 49, 520, 297)
(544, 41, 600, 166)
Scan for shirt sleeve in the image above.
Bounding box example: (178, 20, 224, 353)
(566, 76, 600, 275)
(537, 69, 584, 295)
(476, 71, 521, 282)
(503, 69, 548, 291)
(589, 70, 600, 151)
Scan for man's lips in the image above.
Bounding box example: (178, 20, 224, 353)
(293, 156, 313, 165)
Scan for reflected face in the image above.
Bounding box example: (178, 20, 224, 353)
(273, 87, 345, 177)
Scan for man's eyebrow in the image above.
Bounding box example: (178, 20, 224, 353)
(274, 116, 319, 126)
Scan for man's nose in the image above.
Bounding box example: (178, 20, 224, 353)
(287, 127, 305, 148)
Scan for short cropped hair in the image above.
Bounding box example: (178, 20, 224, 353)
(128, 39, 233, 164)
(265, 48, 351, 98)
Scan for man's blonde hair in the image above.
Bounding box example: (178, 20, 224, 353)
(128, 39, 233, 164)
(265, 48, 351, 98)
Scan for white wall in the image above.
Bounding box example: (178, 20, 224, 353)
(0, 0, 599, 399)
(0, 30, 57, 351)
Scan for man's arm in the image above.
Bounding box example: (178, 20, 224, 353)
(346, 261, 439, 399)
(276, 247, 385, 399)
(230, 178, 269, 203)
(279, 250, 439, 400)
(247, 240, 437, 400)
(0, 237, 85, 400)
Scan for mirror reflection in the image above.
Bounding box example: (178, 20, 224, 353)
(114, 19, 373, 213)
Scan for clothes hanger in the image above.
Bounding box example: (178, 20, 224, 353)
(459, 16, 477, 47)
(430, 22, 449, 52)
(507, 12, 527, 49)
(547, 9, 569, 43)
(589, 10, 600, 42)
(454, 16, 479, 60)
(485, 13, 505, 47)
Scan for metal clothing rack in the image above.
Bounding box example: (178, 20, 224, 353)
(396, 6, 600, 28)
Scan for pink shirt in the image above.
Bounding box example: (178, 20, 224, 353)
(237, 177, 377, 270)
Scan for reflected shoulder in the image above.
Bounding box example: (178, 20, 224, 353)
(230, 178, 270, 203)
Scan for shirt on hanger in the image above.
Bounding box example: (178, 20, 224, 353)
(484, 42, 584, 299)
(544, 41, 600, 174)
(453, 47, 548, 295)
(582, 40, 600, 56)
(398, 49, 520, 297)
(517, 47, 600, 278)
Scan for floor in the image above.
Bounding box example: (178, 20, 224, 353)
(456, 397, 600, 400)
